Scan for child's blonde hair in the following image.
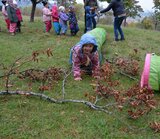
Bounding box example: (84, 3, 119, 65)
(59, 6, 65, 12)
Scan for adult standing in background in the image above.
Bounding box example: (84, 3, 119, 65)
(83, 0, 98, 33)
(99, 0, 126, 41)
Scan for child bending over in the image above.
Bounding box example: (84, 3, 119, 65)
(70, 34, 100, 81)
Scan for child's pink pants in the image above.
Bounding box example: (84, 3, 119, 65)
(5, 19, 10, 30)
(45, 21, 52, 32)
(9, 23, 17, 33)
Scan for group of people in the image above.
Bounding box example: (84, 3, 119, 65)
(42, 1, 79, 36)
(42, 0, 101, 36)
(2, 0, 23, 35)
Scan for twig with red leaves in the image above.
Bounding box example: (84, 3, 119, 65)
(93, 62, 157, 119)
(0, 48, 55, 92)
(4, 57, 23, 92)
(150, 122, 160, 132)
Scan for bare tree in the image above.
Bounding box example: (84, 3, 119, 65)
(153, 0, 160, 30)
(30, 0, 43, 22)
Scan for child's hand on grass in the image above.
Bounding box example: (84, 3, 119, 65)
(93, 75, 100, 79)
(74, 77, 82, 81)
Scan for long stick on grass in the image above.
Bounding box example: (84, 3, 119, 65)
(0, 91, 137, 130)
(0, 91, 111, 114)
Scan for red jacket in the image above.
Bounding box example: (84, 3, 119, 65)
(52, 5, 59, 22)
(16, 8, 22, 21)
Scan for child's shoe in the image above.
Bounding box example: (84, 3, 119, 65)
(115, 38, 119, 41)
(120, 38, 125, 41)
(11, 32, 15, 36)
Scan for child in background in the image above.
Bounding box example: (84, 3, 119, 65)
(51, 4, 61, 35)
(13, 0, 23, 32)
(85, 6, 97, 32)
(16, 8, 23, 32)
(2, 0, 10, 31)
(69, 33, 100, 81)
(59, 6, 68, 35)
(83, 0, 98, 33)
(68, 5, 79, 36)
(42, 1, 52, 33)
(91, 7, 97, 29)
(6, 0, 18, 35)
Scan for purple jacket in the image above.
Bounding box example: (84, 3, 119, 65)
(71, 34, 100, 78)
(59, 11, 68, 25)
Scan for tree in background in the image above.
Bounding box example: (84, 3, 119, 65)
(74, 3, 84, 21)
(153, 0, 160, 30)
(30, 0, 43, 22)
(58, 0, 77, 7)
(124, 0, 143, 18)
(141, 17, 153, 30)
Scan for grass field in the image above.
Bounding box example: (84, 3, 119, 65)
(0, 15, 160, 138)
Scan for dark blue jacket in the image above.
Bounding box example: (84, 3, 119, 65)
(85, 6, 97, 31)
(100, 0, 125, 17)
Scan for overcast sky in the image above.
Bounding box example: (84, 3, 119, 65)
(76, 0, 154, 11)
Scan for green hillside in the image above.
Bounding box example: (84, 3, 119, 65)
(0, 16, 160, 138)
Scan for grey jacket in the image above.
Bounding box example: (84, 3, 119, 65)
(7, 5, 18, 23)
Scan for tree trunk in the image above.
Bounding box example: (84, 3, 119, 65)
(154, 22, 157, 30)
(30, 1, 36, 22)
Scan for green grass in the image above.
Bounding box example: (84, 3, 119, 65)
(0, 15, 160, 138)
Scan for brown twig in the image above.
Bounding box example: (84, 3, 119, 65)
(119, 71, 138, 81)
(5, 57, 24, 92)
(62, 70, 72, 99)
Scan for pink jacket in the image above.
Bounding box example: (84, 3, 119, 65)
(72, 45, 100, 78)
(52, 5, 59, 22)
(16, 8, 23, 21)
(2, 5, 8, 19)
(42, 7, 52, 22)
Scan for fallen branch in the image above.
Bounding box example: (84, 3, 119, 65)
(94, 95, 104, 105)
(0, 90, 139, 131)
(119, 71, 138, 81)
(0, 91, 112, 114)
